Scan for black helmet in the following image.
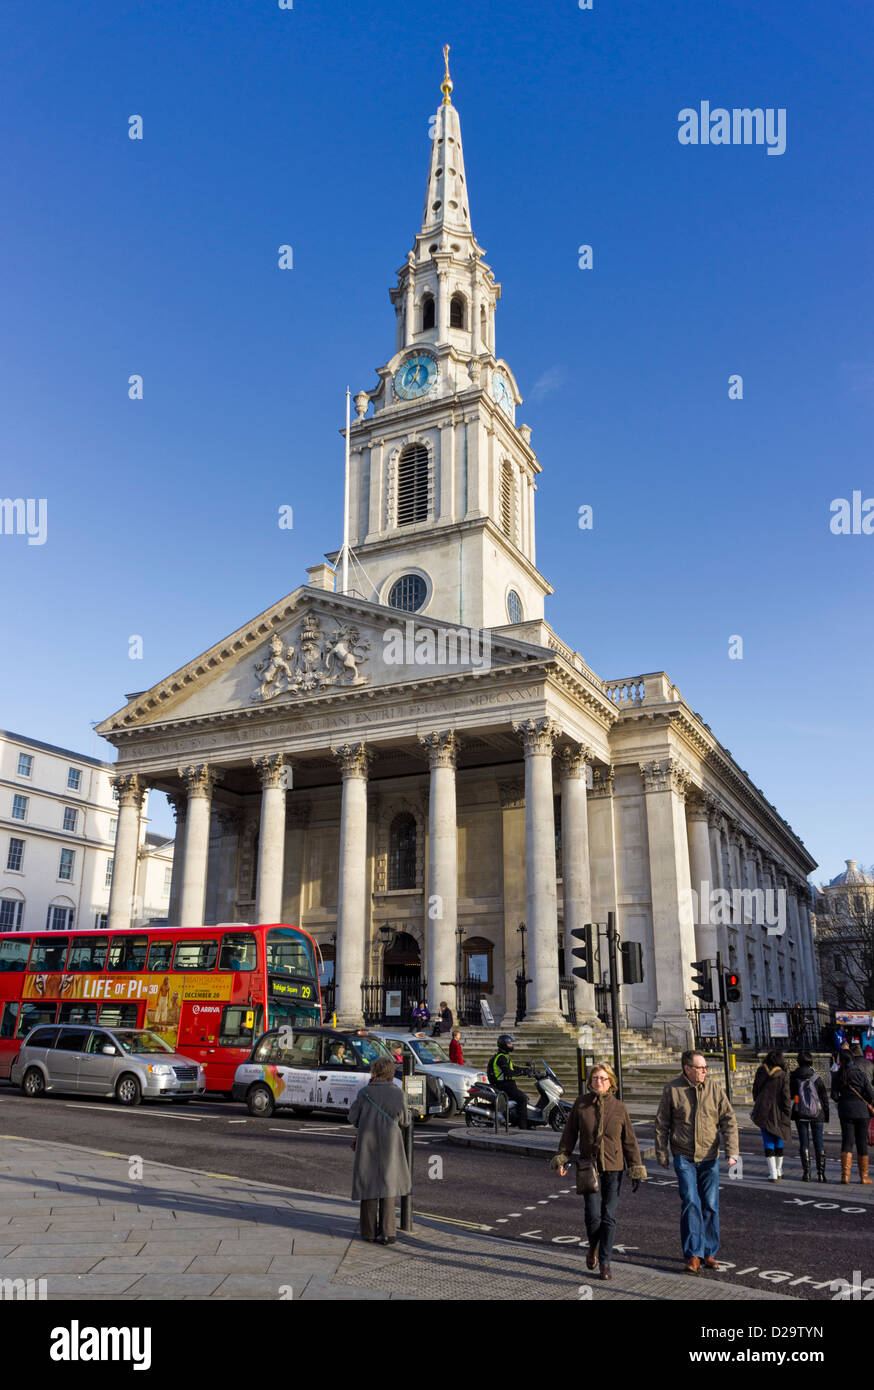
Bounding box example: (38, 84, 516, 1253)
(497, 1034, 515, 1051)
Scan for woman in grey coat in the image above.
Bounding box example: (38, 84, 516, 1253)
(348, 1056, 411, 1244)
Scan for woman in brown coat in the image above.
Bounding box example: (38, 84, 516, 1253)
(751, 1051, 793, 1182)
(551, 1061, 647, 1281)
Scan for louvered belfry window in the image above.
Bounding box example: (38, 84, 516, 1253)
(500, 461, 515, 540)
(397, 443, 429, 526)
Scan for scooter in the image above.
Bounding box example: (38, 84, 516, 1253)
(462, 1059, 570, 1132)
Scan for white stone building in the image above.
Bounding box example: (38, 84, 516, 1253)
(813, 860, 874, 1013)
(96, 63, 819, 1045)
(0, 731, 173, 933)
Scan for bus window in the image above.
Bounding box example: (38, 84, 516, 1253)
(0, 938, 31, 973)
(17, 1003, 57, 1036)
(218, 1004, 262, 1049)
(173, 939, 218, 971)
(67, 936, 109, 972)
(108, 936, 148, 971)
(146, 940, 173, 972)
(58, 1003, 99, 1025)
(266, 928, 315, 977)
(219, 933, 257, 972)
(0, 1002, 19, 1038)
(98, 1004, 140, 1028)
(29, 937, 70, 972)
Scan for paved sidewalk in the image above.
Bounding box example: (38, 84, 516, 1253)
(0, 1134, 799, 1301)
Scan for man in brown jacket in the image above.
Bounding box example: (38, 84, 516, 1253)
(655, 1050, 739, 1274)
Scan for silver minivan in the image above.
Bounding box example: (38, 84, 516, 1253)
(11, 1024, 205, 1106)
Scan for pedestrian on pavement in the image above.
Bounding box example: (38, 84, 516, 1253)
(348, 1056, 412, 1244)
(789, 1050, 830, 1182)
(834, 1047, 874, 1184)
(411, 1000, 430, 1030)
(449, 1028, 464, 1065)
(551, 1061, 648, 1282)
(655, 1049, 739, 1275)
(438, 1001, 453, 1034)
(751, 1051, 793, 1182)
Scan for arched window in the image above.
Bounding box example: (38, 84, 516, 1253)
(462, 936, 494, 993)
(500, 461, 516, 541)
(506, 590, 523, 624)
(388, 814, 417, 890)
(396, 443, 429, 526)
(450, 293, 465, 328)
(388, 573, 427, 612)
(422, 294, 435, 331)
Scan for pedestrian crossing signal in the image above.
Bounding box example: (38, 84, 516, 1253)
(571, 923, 595, 983)
(691, 959, 713, 1002)
(724, 971, 742, 1003)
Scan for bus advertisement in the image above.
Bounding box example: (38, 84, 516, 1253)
(0, 922, 322, 1094)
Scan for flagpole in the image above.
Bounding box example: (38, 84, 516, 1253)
(342, 387, 350, 596)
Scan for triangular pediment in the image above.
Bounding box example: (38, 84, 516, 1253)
(96, 587, 555, 737)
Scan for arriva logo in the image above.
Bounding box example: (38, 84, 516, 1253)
(49, 1321, 151, 1371)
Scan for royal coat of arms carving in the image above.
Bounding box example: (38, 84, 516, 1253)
(254, 616, 370, 701)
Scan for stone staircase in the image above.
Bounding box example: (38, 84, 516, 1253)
(458, 1020, 757, 1114)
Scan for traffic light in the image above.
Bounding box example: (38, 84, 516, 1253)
(621, 941, 644, 985)
(691, 959, 713, 1003)
(723, 971, 742, 1004)
(571, 923, 595, 983)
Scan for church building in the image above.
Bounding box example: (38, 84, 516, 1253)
(97, 57, 819, 1046)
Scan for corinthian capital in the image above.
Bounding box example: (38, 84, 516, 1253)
(178, 763, 218, 800)
(513, 717, 560, 756)
(253, 753, 290, 790)
(331, 742, 371, 780)
(166, 791, 187, 824)
(557, 743, 594, 780)
(589, 765, 615, 799)
(110, 773, 146, 809)
(639, 758, 691, 796)
(419, 730, 458, 770)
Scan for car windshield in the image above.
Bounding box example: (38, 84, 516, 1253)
(411, 1038, 451, 1064)
(113, 1030, 174, 1055)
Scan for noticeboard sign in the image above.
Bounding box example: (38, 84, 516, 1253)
(479, 998, 495, 1026)
(769, 1011, 789, 1038)
(385, 990, 403, 1018)
(699, 1012, 718, 1038)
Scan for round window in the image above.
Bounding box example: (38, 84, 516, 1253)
(388, 574, 427, 612)
(507, 590, 523, 624)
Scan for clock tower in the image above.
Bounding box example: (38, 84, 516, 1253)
(339, 50, 553, 631)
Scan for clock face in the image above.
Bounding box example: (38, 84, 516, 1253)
(492, 371, 513, 415)
(394, 354, 438, 401)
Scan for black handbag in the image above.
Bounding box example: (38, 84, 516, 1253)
(576, 1159, 600, 1196)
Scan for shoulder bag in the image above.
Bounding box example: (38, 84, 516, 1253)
(576, 1158, 600, 1196)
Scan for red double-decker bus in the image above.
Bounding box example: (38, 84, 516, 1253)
(0, 922, 322, 1094)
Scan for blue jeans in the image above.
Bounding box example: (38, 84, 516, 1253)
(673, 1154, 720, 1259)
(583, 1170, 623, 1265)
(794, 1118, 824, 1159)
(759, 1128, 784, 1153)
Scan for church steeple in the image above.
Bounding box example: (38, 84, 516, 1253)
(419, 46, 475, 245)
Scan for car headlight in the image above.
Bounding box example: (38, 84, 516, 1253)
(147, 1064, 173, 1075)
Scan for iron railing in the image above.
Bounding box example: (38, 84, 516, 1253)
(360, 978, 428, 1028)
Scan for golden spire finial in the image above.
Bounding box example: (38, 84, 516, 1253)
(441, 44, 453, 105)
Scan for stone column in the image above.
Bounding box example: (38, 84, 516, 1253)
(332, 743, 370, 1027)
(166, 792, 187, 924)
(177, 764, 217, 928)
(742, 841, 769, 1002)
(639, 758, 697, 1047)
(404, 253, 415, 347)
(470, 265, 480, 355)
(513, 718, 563, 1023)
(438, 420, 455, 524)
(437, 269, 449, 341)
(216, 810, 242, 923)
(252, 754, 289, 924)
(558, 744, 596, 1021)
(707, 803, 731, 966)
(794, 882, 819, 1001)
(687, 796, 718, 963)
(419, 731, 458, 1015)
(108, 774, 145, 931)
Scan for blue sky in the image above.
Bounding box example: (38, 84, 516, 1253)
(2, 0, 872, 881)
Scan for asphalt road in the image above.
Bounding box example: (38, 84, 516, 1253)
(1, 1083, 869, 1301)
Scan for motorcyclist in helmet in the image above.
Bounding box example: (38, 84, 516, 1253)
(486, 1034, 531, 1129)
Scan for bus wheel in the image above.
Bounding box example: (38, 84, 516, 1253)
(22, 1068, 45, 1099)
(115, 1074, 142, 1107)
(247, 1084, 275, 1118)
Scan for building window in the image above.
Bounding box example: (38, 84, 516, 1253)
(388, 573, 427, 613)
(16, 753, 33, 778)
(63, 807, 78, 833)
(47, 907, 73, 932)
(500, 462, 516, 541)
(163, 866, 172, 895)
(6, 839, 24, 872)
(94, 913, 108, 931)
(833, 954, 843, 972)
(388, 813, 417, 890)
(59, 849, 75, 882)
(506, 590, 523, 624)
(108, 817, 117, 841)
(11, 795, 28, 822)
(449, 293, 465, 328)
(462, 937, 494, 993)
(422, 294, 435, 331)
(104, 857, 114, 889)
(0, 899, 23, 930)
(396, 443, 429, 526)
(67, 767, 81, 791)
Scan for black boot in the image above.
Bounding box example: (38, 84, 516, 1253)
(800, 1151, 811, 1182)
(817, 1154, 827, 1183)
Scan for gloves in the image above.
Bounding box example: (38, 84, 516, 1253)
(659, 1156, 670, 1169)
(549, 1152, 570, 1171)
